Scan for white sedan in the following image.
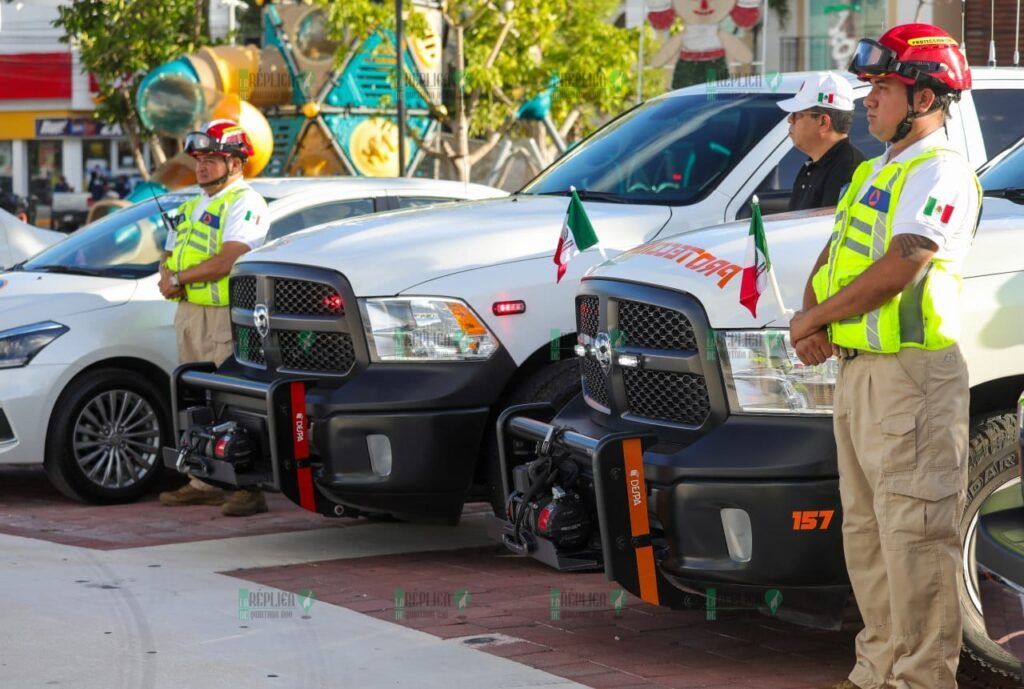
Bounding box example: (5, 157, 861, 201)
(0, 177, 504, 503)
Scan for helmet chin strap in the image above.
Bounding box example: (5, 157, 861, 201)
(889, 83, 948, 143)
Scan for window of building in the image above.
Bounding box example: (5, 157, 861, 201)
(0, 141, 12, 195)
(28, 140, 62, 206)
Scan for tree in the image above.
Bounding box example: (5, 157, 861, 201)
(53, 0, 213, 179)
(320, 0, 660, 182)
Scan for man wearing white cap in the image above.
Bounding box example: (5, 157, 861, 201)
(778, 72, 866, 211)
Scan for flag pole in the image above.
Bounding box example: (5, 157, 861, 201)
(753, 195, 793, 317)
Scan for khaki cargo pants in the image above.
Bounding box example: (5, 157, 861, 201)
(175, 301, 233, 491)
(174, 301, 233, 367)
(834, 344, 969, 689)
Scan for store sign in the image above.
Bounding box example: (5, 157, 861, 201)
(35, 118, 124, 138)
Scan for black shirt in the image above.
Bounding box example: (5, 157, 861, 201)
(788, 138, 866, 211)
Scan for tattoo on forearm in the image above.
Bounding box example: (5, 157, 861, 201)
(893, 233, 939, 260)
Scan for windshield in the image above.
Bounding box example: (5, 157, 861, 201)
(522, 93, 786, 205)
(979, 139, 1024, 191)
(22, 193, 193, 279)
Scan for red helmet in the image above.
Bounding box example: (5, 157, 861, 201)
(849, 23, 971, 92)
(184, 119, 254, 160)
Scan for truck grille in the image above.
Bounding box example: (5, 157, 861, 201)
(230, 276, 256, 310)
(274, 279, 344, 316)
(575, 283, 717, 429)
(229, 266, 358, 377)
(278, 330, 355, 373)
(577, 295, 599, 337)
(576, 296, 608, 408)
(233, 325, 266, 366)
(619, 300, 698, 350)
(623, 369, 710, 426)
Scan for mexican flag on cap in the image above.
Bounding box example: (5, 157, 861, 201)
(739, 198, 773, 318)
(554, 187, 599, 283)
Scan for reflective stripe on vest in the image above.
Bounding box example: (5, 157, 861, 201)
(165, 187, 247, 307)
(811, 147, 981, 353)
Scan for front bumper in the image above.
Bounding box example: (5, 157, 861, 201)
(164, 350, 515, 521)
(488, 395, 850, 627)
(0, 364, 65, 464)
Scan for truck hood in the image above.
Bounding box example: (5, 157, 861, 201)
(243, 195, 672, 295)
(0, 271, 136, 331)
(589, 199, 1024, 330)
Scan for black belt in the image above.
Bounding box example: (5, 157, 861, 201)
(836, 347, 862, 360)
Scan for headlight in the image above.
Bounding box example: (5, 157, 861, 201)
(359, 298, 498, 362)
(0, 321, 69, 369)
(718, 330, 837, 415)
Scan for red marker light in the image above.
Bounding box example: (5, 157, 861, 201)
(672, 173, 682, 182)
(537, 503, 554, 533)
(323, 293, 344, 312)
(214, 436, 229, 459)
(492, 300, 526, 316)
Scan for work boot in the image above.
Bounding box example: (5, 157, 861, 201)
(816, 681, 862, 689)
(159, 482, 226, 506)
(221, 488, 268, 517)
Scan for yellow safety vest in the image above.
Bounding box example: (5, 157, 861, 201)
(811, 147, 981, 353)
(165, 186, 247, 307)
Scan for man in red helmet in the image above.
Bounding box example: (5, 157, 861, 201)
(789, 24, 981, 689)
(157, 119, 271, 517)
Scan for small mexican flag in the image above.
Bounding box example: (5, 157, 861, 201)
(554, 187, 599, 283)
(739, 198, 772, 318)
(923, 196, 954, 224)
(818, 92, 834, 104)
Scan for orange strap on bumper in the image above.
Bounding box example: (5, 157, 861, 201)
(622, 437, 659, 605)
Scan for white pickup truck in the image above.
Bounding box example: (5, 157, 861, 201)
(488, 125, 1024, 684)
(161, 68, 1024, 527)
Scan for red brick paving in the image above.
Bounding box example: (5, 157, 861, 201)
(229, 546, 858, 689)
(0, 465, 364, 549)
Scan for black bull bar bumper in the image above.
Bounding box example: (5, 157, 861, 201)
(489, 402, 691, 608)
(161, 363, 344, 518)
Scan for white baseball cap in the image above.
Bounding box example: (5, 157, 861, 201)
(776, 72, 855, 113)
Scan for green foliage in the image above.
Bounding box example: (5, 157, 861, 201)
(53, 0, 212, 131)
(318, 0, 662, 141)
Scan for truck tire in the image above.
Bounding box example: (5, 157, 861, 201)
(481, 359, 581, 516)
(44, 368, 170, 504)
(958, 412, 1023, 687)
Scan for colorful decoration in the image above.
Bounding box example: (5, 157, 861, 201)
(647, 0, 762, 89)
(136, 2, 443, 184)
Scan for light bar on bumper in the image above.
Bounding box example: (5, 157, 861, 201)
(359, 297, 498, 362)
(717, 330, 837, 415)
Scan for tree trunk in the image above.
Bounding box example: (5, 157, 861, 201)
(453, 24, 470, 183)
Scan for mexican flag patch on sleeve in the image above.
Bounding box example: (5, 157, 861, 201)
(922, 196, 954, 224)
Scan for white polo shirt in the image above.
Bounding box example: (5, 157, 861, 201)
(851, 128, 981, 264)
(165, 179, 270, 251)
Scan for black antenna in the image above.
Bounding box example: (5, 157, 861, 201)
(989, 0, 997, 66)
(1016, 0, 1021, 65)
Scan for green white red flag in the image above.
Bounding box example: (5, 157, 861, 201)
(739, 198, 772, 318)
(554, 187, 599, 283)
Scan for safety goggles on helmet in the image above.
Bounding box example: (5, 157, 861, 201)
(849, 39, 946, 83)
(184, 131, 239, 157)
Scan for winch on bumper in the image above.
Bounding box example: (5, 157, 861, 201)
(487, 279, 851, 628)
(162, 262, 516, 522)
